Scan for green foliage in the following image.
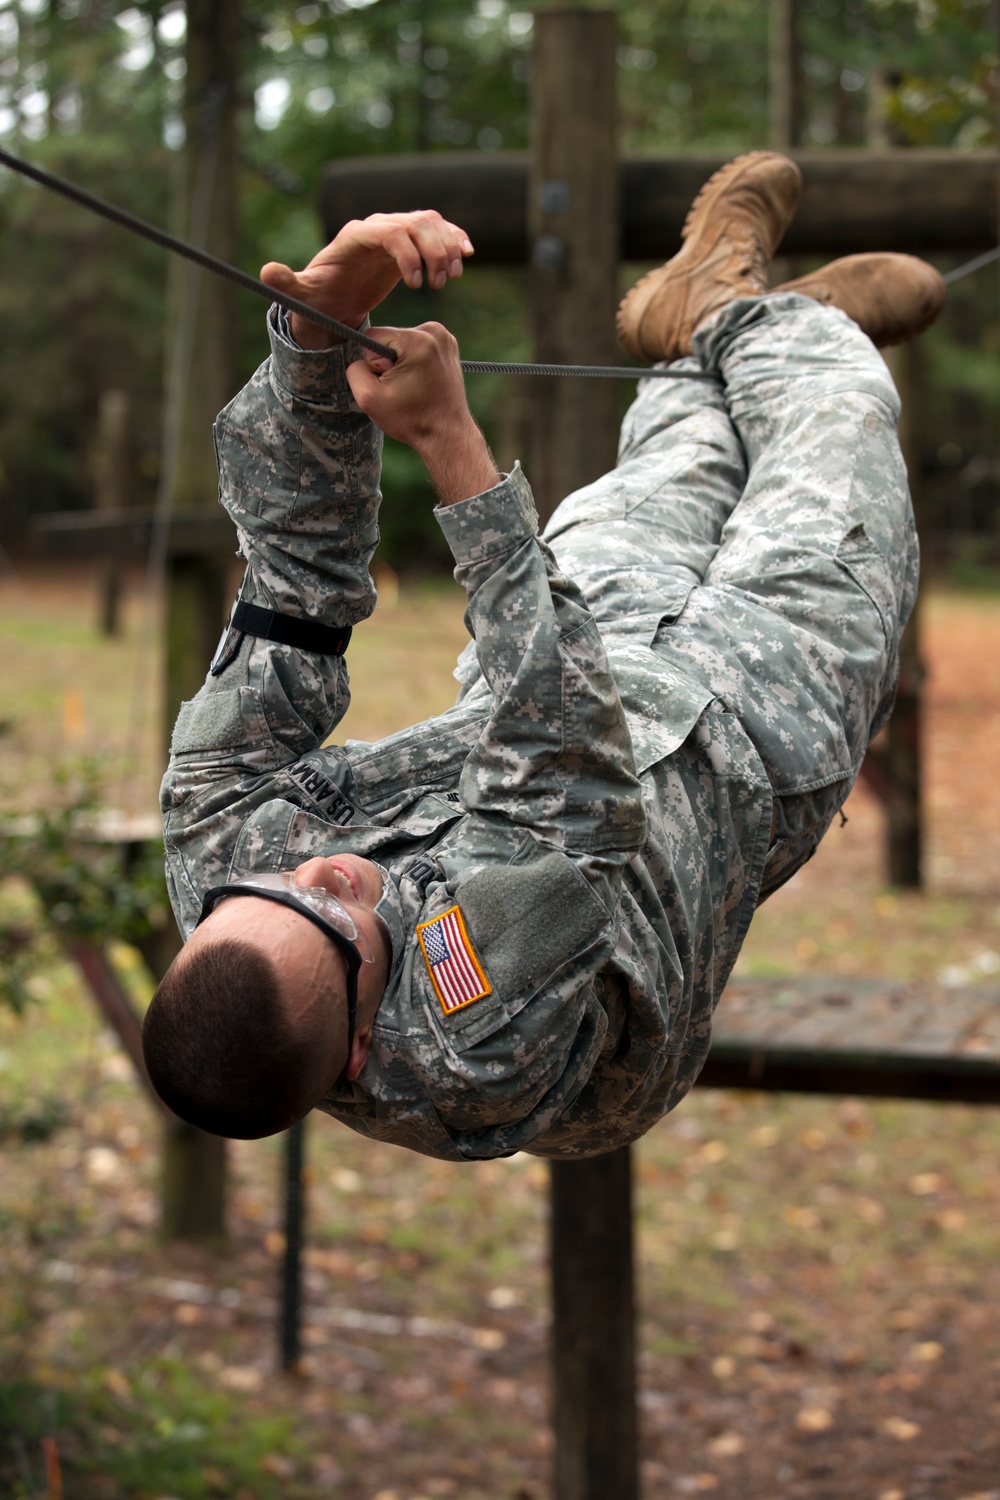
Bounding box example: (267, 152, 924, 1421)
(0, 1362, 301, 1499)
(0, 1092, 69, 1143)
(0, 759, 169, 1014)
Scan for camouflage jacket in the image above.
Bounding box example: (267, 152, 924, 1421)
(161, 312, 772, 1161)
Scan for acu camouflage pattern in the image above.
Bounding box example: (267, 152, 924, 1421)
(161, 294, 916, 1161)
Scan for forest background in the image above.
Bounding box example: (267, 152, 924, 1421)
(0, 0, 997, 573)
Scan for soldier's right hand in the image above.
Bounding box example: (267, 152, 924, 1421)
(347, 323, 500, 507)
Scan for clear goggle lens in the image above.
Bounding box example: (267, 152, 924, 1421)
(221, 871, 377, 963)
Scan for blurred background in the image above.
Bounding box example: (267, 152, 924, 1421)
(0, 0, 996, 576)
(3, 6, 1000, 1499)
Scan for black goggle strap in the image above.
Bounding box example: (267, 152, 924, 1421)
(199, 884, 360, 1070)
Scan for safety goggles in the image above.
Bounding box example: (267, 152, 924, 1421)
(198, 872, 373, 1076)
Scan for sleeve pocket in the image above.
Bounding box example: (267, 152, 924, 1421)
(429, 852, 611, 1053)
(170, 687, 266, 754)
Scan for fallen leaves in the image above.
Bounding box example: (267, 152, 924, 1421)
(218, 1366, 263, 1394)
(795, 1405, 834, 1433)
(784, 1205, 821, 1231)
(698, 1140, 728, 1166)
(259, 1454, 295, 1479)
(909, 1172, 945, 1197)
(882, 1415, 922, 1441)
(707, 1431, 745, 1458)
(84, 1146, 122, 1185)
(102, 1367, 130, 1399)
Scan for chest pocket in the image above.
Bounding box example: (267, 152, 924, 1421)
(226, 800, 451, 875)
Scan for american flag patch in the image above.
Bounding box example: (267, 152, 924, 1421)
(416, 905, 492, 1015)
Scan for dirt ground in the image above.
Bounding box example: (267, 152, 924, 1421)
(2, 564, 1000, 1500)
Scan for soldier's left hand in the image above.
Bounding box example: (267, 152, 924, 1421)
(260, 210, 474, 350)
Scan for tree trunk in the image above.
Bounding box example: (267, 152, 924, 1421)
(157, 0, 243, 1243)
(94, 389, 131, 637)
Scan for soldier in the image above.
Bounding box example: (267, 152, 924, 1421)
(142, 153, 944, 1159)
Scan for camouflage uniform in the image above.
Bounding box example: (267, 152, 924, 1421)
(162, 293, 916, 1160)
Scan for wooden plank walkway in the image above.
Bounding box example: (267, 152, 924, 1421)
(701, 976, 1000, 1104)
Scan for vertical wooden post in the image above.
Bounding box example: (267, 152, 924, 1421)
(767, 0, 800, 289)
(162, 0, 240, 739)
(527, 7, 621, 526)
(528, 14, 637, 1495)
(161, 1123, 228, 1243)
(863, 70, 923, 888)
(881, 343, 925, 888)
(94, 389, 130, 637)
(280, 1120, 306, 1371)
(768, 0, 800, 150)
(550, 1148, 638, 1500)
(157, 0, 242, 1244)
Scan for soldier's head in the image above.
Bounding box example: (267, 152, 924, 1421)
(142, 855, 393, 1138)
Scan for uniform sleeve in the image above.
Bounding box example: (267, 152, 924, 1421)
(375, 464, 651, 1155)
(435, 464, 647, 887)
(159, 310, 382, 936)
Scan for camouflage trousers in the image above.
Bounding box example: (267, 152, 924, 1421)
(543, 293, 918, 895)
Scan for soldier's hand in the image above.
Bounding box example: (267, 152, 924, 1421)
(348, 323, 500, 506)
(260, 211, 474, 350)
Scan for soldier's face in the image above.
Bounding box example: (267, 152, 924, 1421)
(192, 852, 392, 1085)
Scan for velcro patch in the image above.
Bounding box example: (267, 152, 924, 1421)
(416, 906, 492, 1015)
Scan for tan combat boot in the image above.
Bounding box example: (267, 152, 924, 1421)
(770, 252, 947, 346)
(616, 151, 802, 363)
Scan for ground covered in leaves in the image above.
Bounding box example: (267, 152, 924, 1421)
(2, 565, 1000, 1500)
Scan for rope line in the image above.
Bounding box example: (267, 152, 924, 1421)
(0, 145, 997, 382)
(943, 244, 1000, 284)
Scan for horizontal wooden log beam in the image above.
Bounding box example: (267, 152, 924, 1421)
(702, 976, 1000, 1104)
(321, 149, 998, 261)
(698, 1046, 1000, 1105)
(32, 508, 237, 560)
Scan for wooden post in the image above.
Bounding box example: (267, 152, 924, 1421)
(528, 17, 638, 1494)
(861, 74, 923, 888)
(881, 342, 925, 888)
(94, 389, 130, 637)
(162, 0, 240, 739)
(280, 1120, 306, 1371)
(768, 0, 800, 150)
(768, 0, 800, 290)
(527, 7, 621, 525)
(550, 1148, 638, 1500)
(156, 0, 242, 1244)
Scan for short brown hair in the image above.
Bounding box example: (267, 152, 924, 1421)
(142, 939, 335, 1139)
